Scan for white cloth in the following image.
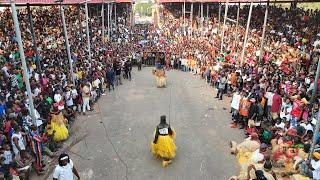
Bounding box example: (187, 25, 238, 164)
(181, 59, 187, 66)
(231, 93, 241, 110)
(311, 159, 320, 179)
(71, 89, 78, 99)
(54, 94, 62, 103)
(251, 149, 264, 163)
(34, 87, 41, 97)
(300, 123, 313, 132)
(11, 132, 26, 156)
(275, 122, 285, 129)
(93, 78, 101, 88)
(2, 150, 13, 164)
(265, 92, 274, 106)
(53, 159, 74, 180)
(65, 91, 74, 107)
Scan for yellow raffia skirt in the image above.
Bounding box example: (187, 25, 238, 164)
(47, 122, 69, 142)
(237, 150, 253, 174)
(151, 129, 176, 159)
(156, 76, 166, 88)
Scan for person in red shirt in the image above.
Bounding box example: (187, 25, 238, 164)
(290, 96, 303, 127)
(270, 89, 282, 121)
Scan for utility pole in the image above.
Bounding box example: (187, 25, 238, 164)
(200, 2, 203, 37)
(311, 58, 320, 104)
(10, 0, 37, 123)
(108, 3, 111, 40)
(220, 0, 229, 54)
(85, 0, 92, 64)
(101, 2, 105, 44)
(240, 1, 253, 67)
(26, 4, 41, 73)
(218, 3, 221, 34)
(308, 111, 320, 160)
(234, 3, 240, 58)
(190, 2, 193, 37)
(183, 0, 186, 36)
(56, 0, 75, 85)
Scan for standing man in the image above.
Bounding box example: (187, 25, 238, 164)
(124, 60, 132, 81)
(53, 154, 80, 180)
(114, 61, 122, 86)
(11, 125, 26, 159)
(29, 125, 45, 174)
(216, 73, 227, 100)
(137, 52, 142, 71)
(106, 66, 115, 91)
(270, 89, 282, 121)
(81, 82, 91, 115)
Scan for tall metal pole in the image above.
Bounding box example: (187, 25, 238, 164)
(182, 3, 184, 34)
(85, 1, 92, 63)
(218, 3, 221, 34)
(234, 3, 240, 58)
(77, 4, 83, 44)
(110, 3, 113, 35)
(198, 3, 200, 18)
(206, 3, 209, 25)
(114, 3, 117, 30)
(311, 58, 320, 104)
(190, 2, 193, 37)
(220, 0, 229, 54)
(308, 111, 320, 160)
(101, 3, 105, 44)
(107, 3, 110, 39)
(59, 2, 75, 85)
(200, 2, 203, 36)
(26, 4, 41, 73)
(10, 0, 36, 123)
(240, 1, 253, 67)
(131, 1, 134, 26)
(258, 3, 269, 63)
(183, 0, 186, 36)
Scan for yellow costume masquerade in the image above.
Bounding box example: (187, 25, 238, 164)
(153, 69, 166, 88)
(150, 115, 176, 167)
(47, 111, 69, 142)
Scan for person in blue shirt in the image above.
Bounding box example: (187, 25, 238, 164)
(0, 100, 6, 118)
(106, 67, 115, 92)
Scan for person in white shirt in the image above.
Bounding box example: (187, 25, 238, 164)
(300, 120, 313, 132)
(11, 125, 26, 158)
(53, 154, 80, 180)
(65, 87, 74, 108)
(307, 152, 320, 180)
(264, 88, 274, 121)
(274, 118, 285, 129)
(230, 90, 241, 127)
(54, 90, 63, 103)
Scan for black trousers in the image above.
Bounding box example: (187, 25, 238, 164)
(125, 70, 131, 81)
(216, 88, 224, 99)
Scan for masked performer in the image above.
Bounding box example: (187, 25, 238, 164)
(151, 115, 176, 167)
(153, 64, 166, 88)
(46, 103, 69, 142)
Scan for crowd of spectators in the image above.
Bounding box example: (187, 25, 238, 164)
(1, 1, 320, 179)
(0, 4, 140, 178)
(157, 3, 320, 179)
